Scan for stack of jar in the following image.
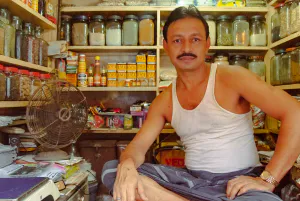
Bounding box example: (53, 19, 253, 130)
(62, 14, 155, 46)
(271, 43, 300, 85)
(0, 8, 49, 66)
(271, 0, 300, 43)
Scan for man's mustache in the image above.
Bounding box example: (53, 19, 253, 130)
(177, 53, 197, 59)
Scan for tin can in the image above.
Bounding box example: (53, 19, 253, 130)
(78, 73, 88, 87)
(124, 114, 133, 130)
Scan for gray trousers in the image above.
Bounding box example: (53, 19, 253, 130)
(102, 160, 282, 201)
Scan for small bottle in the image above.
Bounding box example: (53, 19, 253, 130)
(87, 64, 94, 87)
(94, 56, 101, 87)
(100, 68, 107, 87)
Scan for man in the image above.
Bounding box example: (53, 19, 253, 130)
(102, 5, 300, 201)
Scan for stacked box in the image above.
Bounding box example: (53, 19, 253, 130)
(66, 52, 78, 86)
(107, 63, 117, 87)
(117, 63, 126, 87)
(147, 54, 156, 87)
(127, 63, 137, 81)
(136, 54, 147, 86)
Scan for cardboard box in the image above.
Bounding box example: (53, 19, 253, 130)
(136, 54, 146, 63)
(147, 55, 156, 64)
(117, 72, 127, 79)
(107, 72, 117, 79)
(127, 72, 137, 79)
(117, 63, 127, 72)
(127, 63, 137, 71)
(147, 64, 156, 71)
(137, 71, 147, 79)
(137, 63, 147, 71)
(107, 63, 117, 71)
(107, 79, 117, 87)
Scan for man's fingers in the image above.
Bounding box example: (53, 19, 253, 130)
(227, 180, 250, 200)
(121, 184, 127, 201)
(237, 184, 256, 196)
(137, 179, 149, 201)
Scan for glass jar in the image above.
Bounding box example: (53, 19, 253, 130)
(250, 15, 267, 46)
(22, 22, 36, 63)
(290, 0, 300, 34)
(217, 15, 233, 46)
(0, 64, 6, 101)
(0, 8, 15, 58)
(203, 15, 216, 46)
(18, 69, 31, 101)
(233, 15, 249, 46)
(285, 0, 294, 35)
(60, 15, 72, 45)
(40, 73, 50, 85)
(160, 20, 165, 45)
(291, 43, 300, 83)
(271, 4, 281, 42)
(214, 53, 229, 65)
(230, 55, 248, 68)
(29, 71, 41, 96)
(89, 15, 105, 46)
(72, 15, 89, 46)
(281, 48, 295, 84)
(36, 26, 48, 67)
(123, 15, 138, 46)
(0, 10, 5, 55)
(248, 56, 265, 81)
(139, 15, 155, 46)
(5, 67, 20, 101)
(270, 49, 285, 86)
(106, 15, 122, 46)
(12, 16, 23, 60)
(279, 2, 289, 38)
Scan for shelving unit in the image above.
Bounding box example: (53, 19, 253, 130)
(78, 87, 157, 92)
(275, 84, 300, 90)
(270, 31, 300, 49)
(0, 101, 29, 108)
(83, 128, 176, 134)
(68, 46, 158, 52)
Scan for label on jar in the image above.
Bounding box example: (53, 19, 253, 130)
(77, 73, 87, 87)
(100, 76, 107, 87)
(94, 75, 101, 86)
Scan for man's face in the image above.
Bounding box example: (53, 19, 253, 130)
(163, 17, 210, 72)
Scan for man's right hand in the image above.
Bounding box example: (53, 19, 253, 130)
(113, 159, 149, 201)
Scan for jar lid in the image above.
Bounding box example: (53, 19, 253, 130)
(61, 15, 72, 21)
(234, 15, 248, 21)
(12, 67, 19, 73)
(217, 15, 231, 21)
(231, 55, 246, 60)
(72, 15, 88, 22)
(108, 15, 122, 21)
(251, 15, 264, 21)
(0, 64, 3, 71)
(91, 15, 104, 21)
(30, 72, 40, 77)
(275, 49, 286, 55)
(24, 22, 32, 27)
(286, 47, 296, 52)
(274, 3, 285, 8)
(140, 15, 155, 20)
(203, 15, 214, 21)
(19, 69, 29, 75)
(249, 55, 264, 60)
(40, 74, 51, 79)
(124, 15, 138, 21)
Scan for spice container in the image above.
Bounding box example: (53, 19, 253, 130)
(290, 0, 300, 34)
(72, 15, 89, 46)
(29, 72, 41, 96)
(36, 26, 48, 67)
(248, 56, 265, 81)
(291, 43, 300, 83)
(203, 15, 216, 46)
(281, 47, 295, 84)
(123, 15, 138, 46)
(5, 67, 20, 101)
(233, 15, 249, 46)
(250, 15, 267, 46)
(0, 9, 15, 58)
(271, 49, 285, 86)
(22, 22, 36, 63)
(230, 55, 248, 68)
(60, 15, 72, 45)
(139, 15, 155, 46)
(106, 15, 122, 46)
(40, 73, 50, 85)
(271, 4, 281, 43)
(217, 15, 233, 46)
(160, 20, 165, 45)
(279, 2, 289, 38)
(214, 53, 229, 65)
(285, 0, 294, 35)
(0, 64, 6, 101)
(12, 16, 23, 60)
(18, 69, 31, 101)
(89, 15, 105, 46)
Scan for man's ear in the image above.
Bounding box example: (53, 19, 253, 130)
(163, 39, 169, 56)
(205, 37, 211, 54)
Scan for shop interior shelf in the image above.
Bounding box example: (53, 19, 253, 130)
(68, 46, 158, 52)
(270, 31, 300, 49)
(0, 0, 56, 30)
(253, 129, 270, 134)
(83, 128, 176, 134)
(78, 87, 158, 92)
(275, 84, 300, 90)
(159, 46, 269, 52)
(0, 101, 28, 108)
(268, 0, 285, 6)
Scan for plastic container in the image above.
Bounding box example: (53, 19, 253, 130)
(36, 26, 48, 67)
(5, 67, 20, 101)
(18, 69, 31, 101)
(60, 15, 72, 45)
(214, 53, 229, 65)
(40, 73, 51, 85)
(139, 15, 155, 46)
(279, 2, 289, 38)
(291, 43, 300, 83)
(29, 72, 41, 96)
(233, 15, 249, 46)
(290, 0, 300, 34)
(203, 15, 216, 46)
(89, 15, 105, 46)
(0, 9, 15, 58)
(0, 64, 6, 101)
(271, 4, 281, 42)
(270, 49, 285, 86)
(123, 15, 139, 46)
(106, 15, 122, 46)
(248, 56, 265, 81)
(72, 15, 89, 46)
(250, 15, 267, 46)
(22, 22, 36, 64)
(230, 55, 248, 68)
(12, 16, 23, 60)
(217, 15, 233, 46)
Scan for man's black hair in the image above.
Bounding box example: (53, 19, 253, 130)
(163, 5, 209, 42)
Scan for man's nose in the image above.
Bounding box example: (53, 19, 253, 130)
(182, 40, 192, 53)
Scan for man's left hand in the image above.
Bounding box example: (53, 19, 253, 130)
(226, 176, 275, 200)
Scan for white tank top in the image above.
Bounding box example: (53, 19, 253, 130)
(171, 64, 260, 173)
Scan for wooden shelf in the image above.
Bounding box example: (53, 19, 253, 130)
(270, 31, 300, 49)
(68, 46, 158, 52)
(269, 129, 279, 134)
(78, 87, 157, 92)
(0, 55, 53, 73)
(254, 129, 270, 134)
(275, 84, 300, 90)
(0, 101, 28, 108)
(0, 0, 56, 30)
(61, 6, 158, 13)
(159, 46, 268, 52)
(83, 128, 175, 134)
(268, 0, 285, 6)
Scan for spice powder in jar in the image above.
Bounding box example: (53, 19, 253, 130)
(139, 15, 155, 46)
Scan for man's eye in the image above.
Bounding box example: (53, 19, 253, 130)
(193, 38, 200, 42)
(173, 39, 181, 43)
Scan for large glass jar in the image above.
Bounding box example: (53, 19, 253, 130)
(60, 15, 72, 45)
(270, 49, 285, 86)
(233, 15, 249, 46)
(36, 26, 48, 67)
(18, 69, 31, 101)
(230, 55, 248, 68)
(139, 15, 155, 46)
(40, 73, 50, 85)
(279, 2, 289, 38)
(285, 0, 294, 35)
(203, 15, 216, 46)
(281, 48, 295, 84)
(291, 43, 300, 83)
(250, 15, 267, 46)
(217, 15, 233, 46)
(29, 71, 41, 96)
(12, 16, 23, 60)
(22, 22, 36, 63)
(290, 0, 300, 34)
(89, 15, 105, 46)
(0, 10, 5, 55)
(248, 56, 265, 81)
(72, 15, 89, 46)
(271, 4, 281, 42)
(214, 53, 229, 65)
(123, 15, 138, 46)
(106, 15, 122, 46)
(0, 8, 15, 58)
(0, 64, 6, 101)
(5, 67, 20, 101)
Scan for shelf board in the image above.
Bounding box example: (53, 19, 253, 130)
(160, 6, 268, 12)
(83, 128, 175, 134)
(254, 129, 269, 134)
(160, 46, 268, 52)
(78, 87, 157, 92)
(0, 101, 28, 108)
(270, 31, 300, 49)
(269, 129, 279, 134)
(68, 46, 158, 52)
(61, 6, 158, 13)
(0, 0, 56, 30)
(0, 55, 53, 73)
(275, 84, 300, 90)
